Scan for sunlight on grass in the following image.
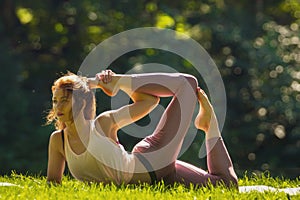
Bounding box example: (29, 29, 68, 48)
(0, 172, 299, 199)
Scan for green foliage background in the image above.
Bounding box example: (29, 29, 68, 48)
(0, 0, 299, 178)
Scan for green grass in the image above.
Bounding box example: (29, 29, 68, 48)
(0, 173, 299, 199)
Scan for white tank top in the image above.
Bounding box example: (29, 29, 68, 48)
(64, 120, 135, 185)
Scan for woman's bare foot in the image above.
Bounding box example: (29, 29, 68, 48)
(194, 87, 213, 133)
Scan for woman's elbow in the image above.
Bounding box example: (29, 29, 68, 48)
(143, 96, 160, 111)
(148, 95, 160, 107)
(151, 96, 160, 105)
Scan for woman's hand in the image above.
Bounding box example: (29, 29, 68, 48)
(96, 69, 115, 84)
(88, 69, 119, 96)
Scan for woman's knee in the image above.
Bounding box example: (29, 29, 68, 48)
(181, 74, 198, 91)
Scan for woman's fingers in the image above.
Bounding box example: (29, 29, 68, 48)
(96, 69, 114, 84)
(108, 69, 114, 82)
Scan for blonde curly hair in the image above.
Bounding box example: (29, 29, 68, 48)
(46, 72, 96, 130)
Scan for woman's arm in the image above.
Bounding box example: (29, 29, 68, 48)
(89, 70, 159, 141)
(46, 131, 66, 184)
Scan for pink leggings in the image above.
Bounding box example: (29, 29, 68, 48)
(130, 73, 237, 187)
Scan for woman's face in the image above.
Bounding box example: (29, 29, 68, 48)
(52, 88, 73, 123)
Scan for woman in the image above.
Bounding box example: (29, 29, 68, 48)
(46, 70, 238, 187)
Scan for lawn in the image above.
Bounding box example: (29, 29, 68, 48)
(0, 172, 299, 199)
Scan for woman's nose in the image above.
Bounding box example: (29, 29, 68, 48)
(54, 102, 63, 110)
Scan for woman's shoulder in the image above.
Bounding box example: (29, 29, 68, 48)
(48, 130, 64, 147)
(48, 130, 65, 155)
(49, 130, 63, 138)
